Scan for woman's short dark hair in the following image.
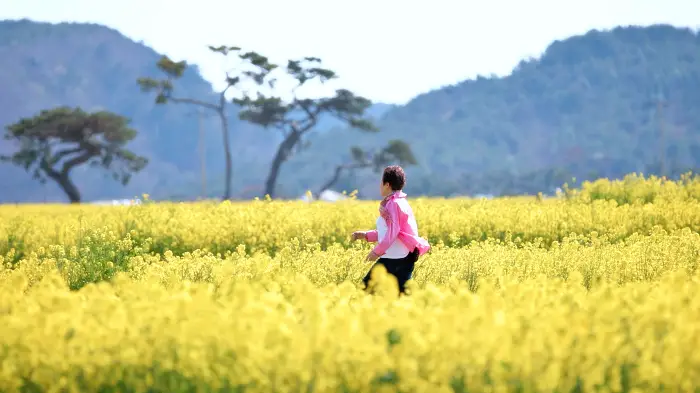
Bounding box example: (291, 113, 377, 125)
(382, 165, 406, 191)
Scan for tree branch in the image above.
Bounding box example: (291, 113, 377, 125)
(295, 99, 321, 134)
(218, 81, 236, 109)
(39, 158, 61, 181)
(51, 147, 83, 164)
(169, 96, 220, 111)
(317, 162, 369, 196)
(60, 149, 98, 176)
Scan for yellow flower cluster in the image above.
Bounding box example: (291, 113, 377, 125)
(574, 172, 700, 204)
(2, 195, 698, 261)
(0, 175, 698, 392)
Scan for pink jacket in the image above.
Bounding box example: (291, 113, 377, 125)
(364, 191, 431, 257)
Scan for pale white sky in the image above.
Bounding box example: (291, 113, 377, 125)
(2, 0, 699, 104)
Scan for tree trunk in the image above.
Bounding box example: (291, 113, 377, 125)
(41, 160, 82, 203)
(57, 174, 82, 203)
(219, 110, 233, 200)
(317, 163, 369, 198)
(265, 130, 300, 198)
(317, 165, 346, 197)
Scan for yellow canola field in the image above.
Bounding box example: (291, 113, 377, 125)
(1, 174, 700, 392)
(1, 266, 700, 393)
(0, 225, 699, 391)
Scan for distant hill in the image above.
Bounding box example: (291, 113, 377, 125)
(275, 24, 700, 197)
(0, 19, 392, 202)
(1, 20, 699, 202)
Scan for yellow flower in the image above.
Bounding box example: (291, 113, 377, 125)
(0, 174, 696, 391)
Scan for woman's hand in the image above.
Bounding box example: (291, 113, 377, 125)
(351, 231, 366, 241)
(366, 250, 379, 262)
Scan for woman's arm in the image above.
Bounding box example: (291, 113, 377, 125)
(364, 230, 378, 242)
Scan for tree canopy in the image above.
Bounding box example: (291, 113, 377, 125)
(1, 107, 147, 203)
(233, 56, 381, 198)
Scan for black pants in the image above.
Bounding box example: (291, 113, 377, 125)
(363, 248, 419, 294)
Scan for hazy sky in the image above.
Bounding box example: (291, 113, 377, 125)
(2, 0, 699, 104)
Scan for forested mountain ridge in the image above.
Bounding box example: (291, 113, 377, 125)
(284, 24, 700, 197)
(1, 20, 698, 201)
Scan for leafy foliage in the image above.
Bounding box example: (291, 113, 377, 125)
(1, 107, 147, 202)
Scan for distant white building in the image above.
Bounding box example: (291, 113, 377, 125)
(300, 189, 348, 202)
(89, 198, 142, 206)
